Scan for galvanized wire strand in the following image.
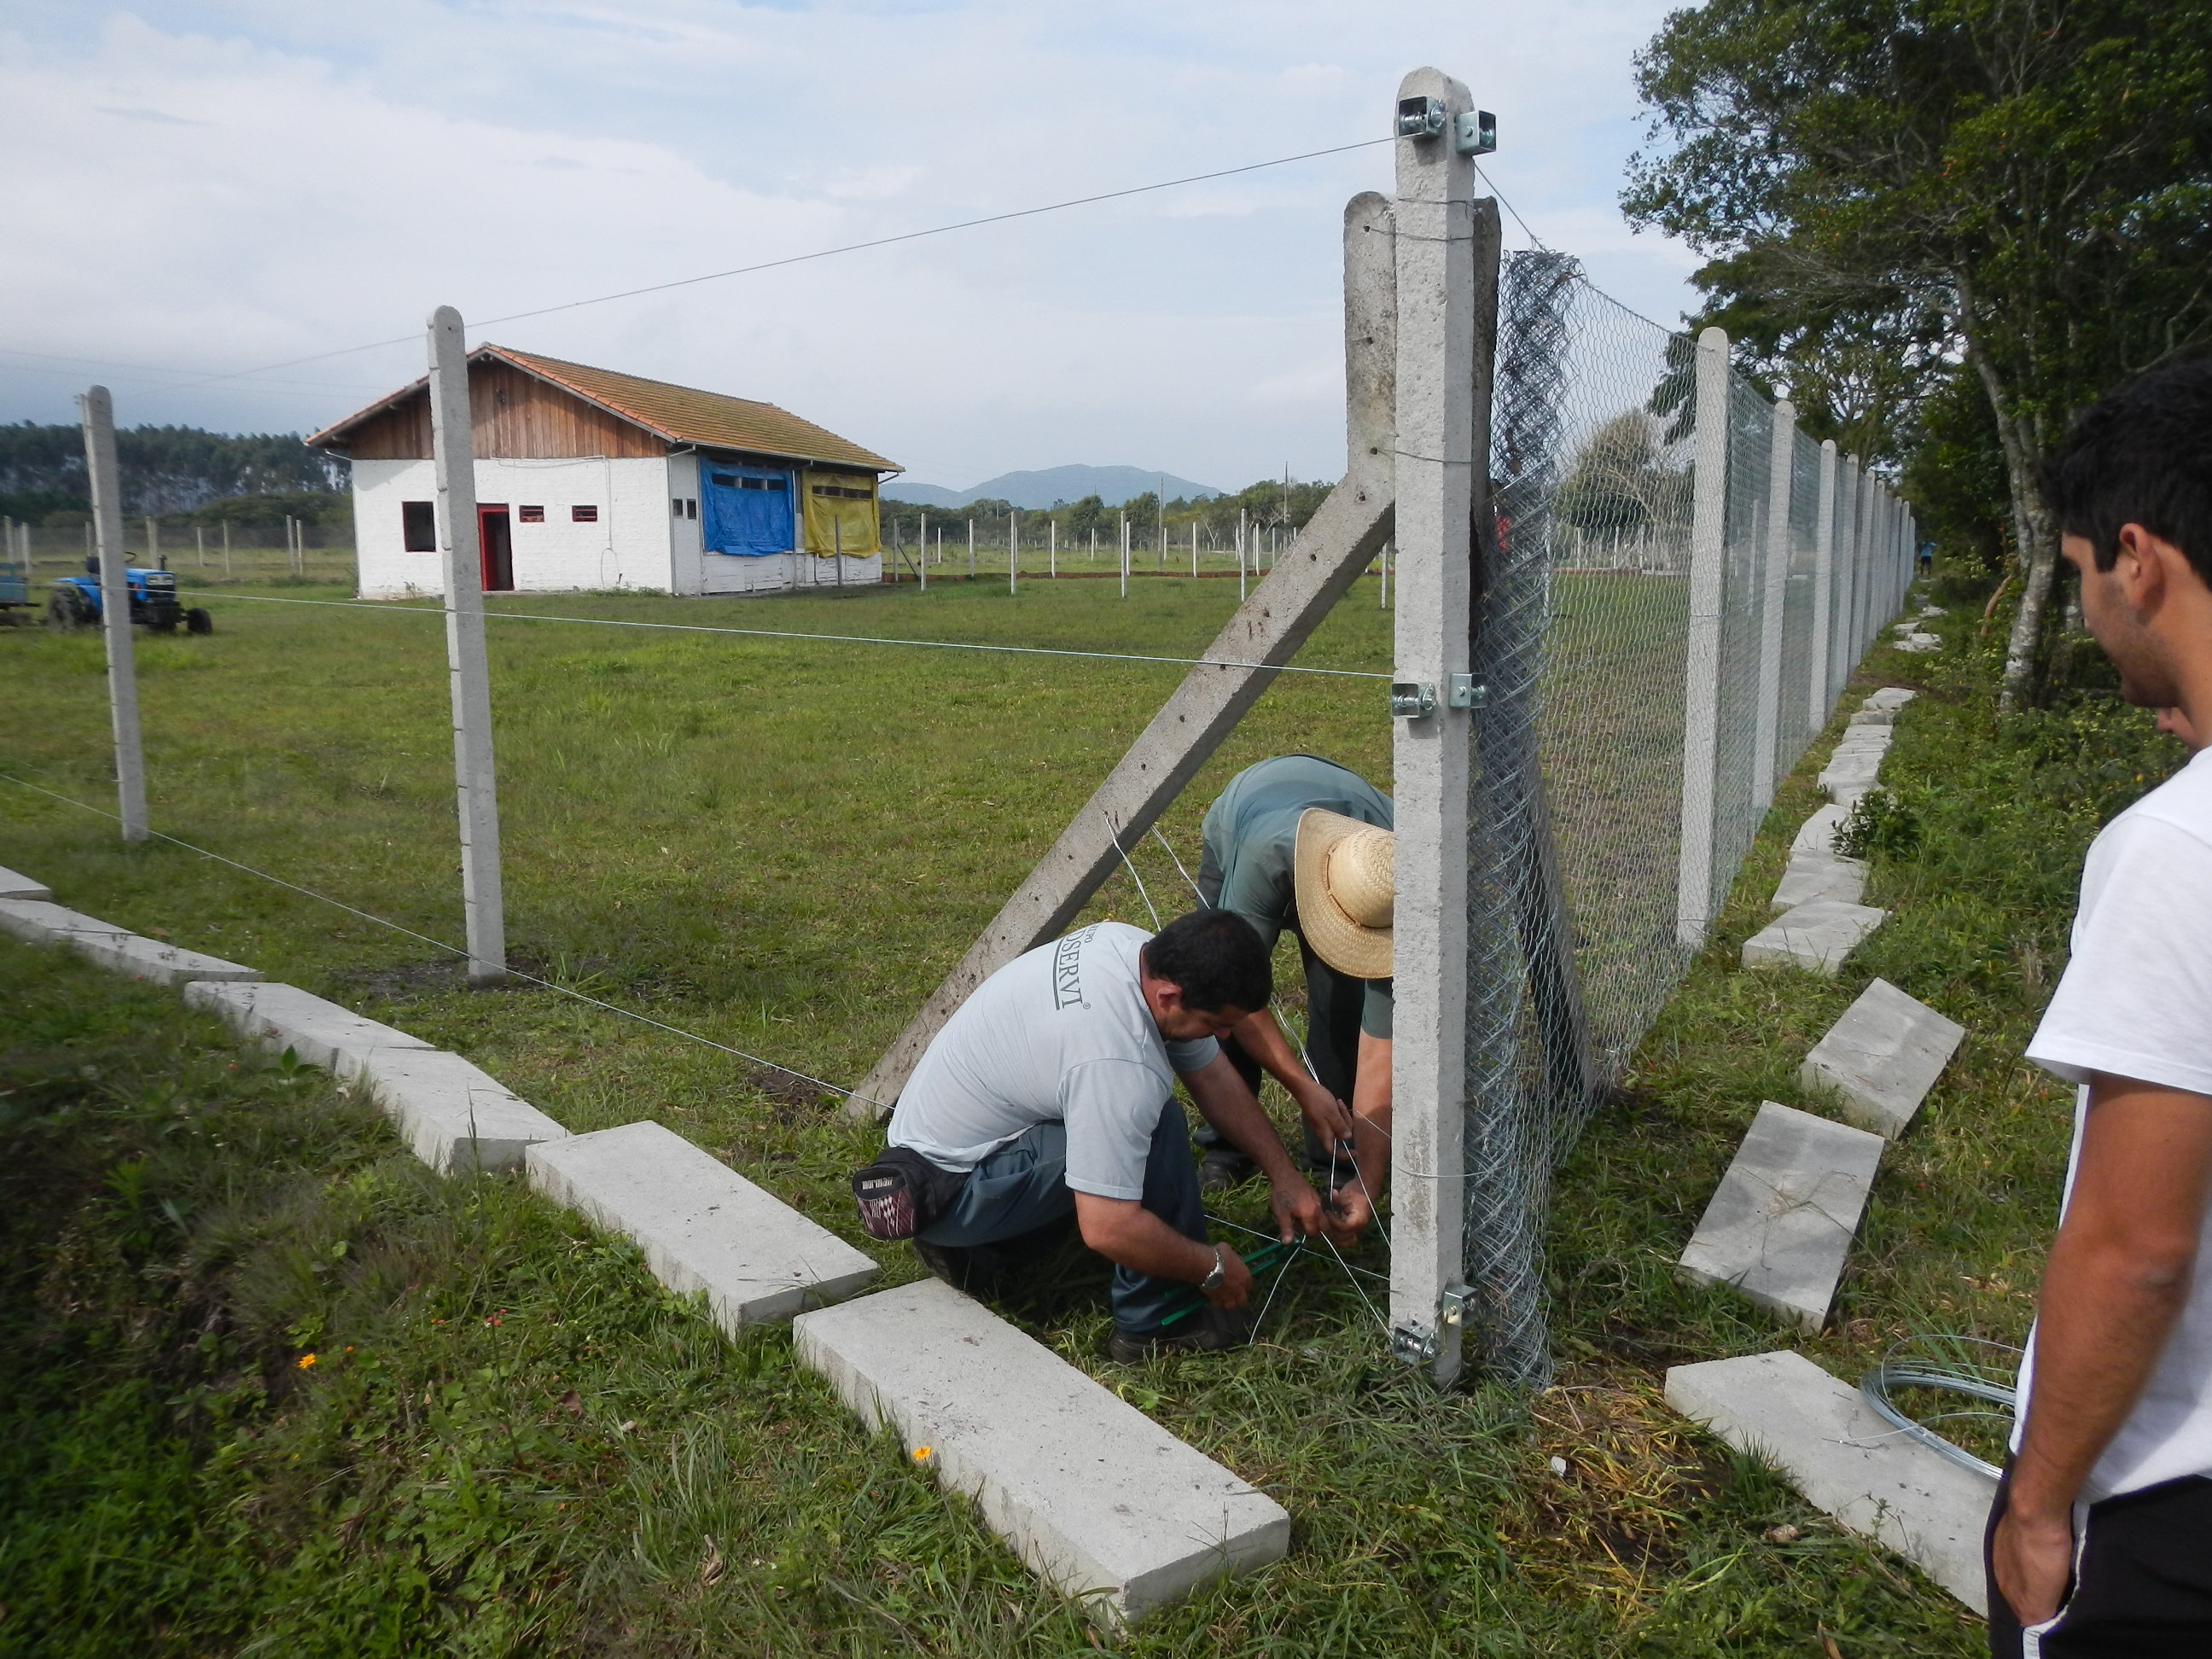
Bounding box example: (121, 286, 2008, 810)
(0, 771, 880, 1111)
(206, 591, 1389, 679)
(1149, 825, 1208, 907)
(1857, 1336, 2022, 1481)
(1103, 814, 1163, 931)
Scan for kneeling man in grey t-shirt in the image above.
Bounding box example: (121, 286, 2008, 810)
(884, 910, 1334, 1360)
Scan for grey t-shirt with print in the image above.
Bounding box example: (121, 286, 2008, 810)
(888, 921, 1220, 1200)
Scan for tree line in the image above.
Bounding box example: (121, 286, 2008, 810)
(0, 422, 347, 526)
(1625, 0, 2212, 707)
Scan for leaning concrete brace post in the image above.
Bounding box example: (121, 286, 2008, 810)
(1752, 398, 1796, 807)
(1674, 328, 1730, 949)
(851, 190, 1398, 1116)
(79, 386, 148, 843)
(1808, 439, 1837, 727)
(1385, 67, 1479, 1388)
(425, 306, 509, 987)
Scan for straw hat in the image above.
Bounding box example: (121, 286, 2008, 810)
(1294, 809, 1394, 980)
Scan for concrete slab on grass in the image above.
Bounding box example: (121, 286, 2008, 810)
(1802, 977, 1965, 1139)
(349, 1047, 568, 1173)
(1791, 805, 1850, 859)
(1897, 633, 1941, 654)
(1770, 853, 1868, 913)
(527, 1121, 876, 1329)
(793, 1278, 1289, 1625)
(1743, 900, 1888, 975)
(0, 899, 259, 984)
(0, 897, 132, 946)
(1665, 1349, 1995, 1614)
(1863, 688, 1918, 712)
(69, 931, 261, 985)
(1679, 1101, 1884, 1333)
(1848, 707, 1898, 726)
(183, 981, 433, 1078)
(0, 864, 51, 899)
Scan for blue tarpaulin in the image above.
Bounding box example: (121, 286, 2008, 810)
(700, 463, 795, 556)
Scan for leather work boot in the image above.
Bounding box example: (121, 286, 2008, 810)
(1108, 1304, 1254, 1363)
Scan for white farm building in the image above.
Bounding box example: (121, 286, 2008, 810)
(308, 346, 899, 600)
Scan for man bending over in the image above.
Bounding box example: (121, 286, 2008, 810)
(854, 911, 1329, 1360)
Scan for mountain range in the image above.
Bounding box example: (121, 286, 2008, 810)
(882, 464, 1222, 511)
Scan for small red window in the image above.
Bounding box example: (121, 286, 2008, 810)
(518, 504, 544, 523)
(572, 504, 598, 523)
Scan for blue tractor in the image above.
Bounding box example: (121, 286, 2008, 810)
(48, 556, 212, 635)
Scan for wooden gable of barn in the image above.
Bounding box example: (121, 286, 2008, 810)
(341, 358, 667, 462)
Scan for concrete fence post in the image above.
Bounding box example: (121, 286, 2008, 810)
(1809, 439, 1837, 729)
(426, 306, 509, 987)
(1674, 327, 1731, 948)
(1752, 398, 1796, 807)
(1388, 65, 1480, 1388)
(1829, 454, 1860, 707)
(79, 386, 148, 843)
(1010, 509, 1018, 595)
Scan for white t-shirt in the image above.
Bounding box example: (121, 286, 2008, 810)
(888, 922, 1220, 1201)
(2016, 744, 2212, 1500)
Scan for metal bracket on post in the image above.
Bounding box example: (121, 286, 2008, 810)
(1389, 679, 1437, 719)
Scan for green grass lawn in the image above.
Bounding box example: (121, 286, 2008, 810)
(0, 567, 2181, 1653)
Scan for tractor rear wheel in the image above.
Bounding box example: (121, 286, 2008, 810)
(185, 608, 213, 635)
(45, 589, 86, 630)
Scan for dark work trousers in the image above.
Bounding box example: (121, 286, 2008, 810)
(1192, 929, 1371, 1175)
(915, 1098, 1208, 1334)
(1985, 1463, 2212, 1656)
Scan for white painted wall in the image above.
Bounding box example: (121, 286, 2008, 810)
(351, 455, 675, 599)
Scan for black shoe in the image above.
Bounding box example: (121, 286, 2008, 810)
(913, 1237, 1000, 1296)
(1197, 1152, 1255, 1193)
(1109, 1304, 1254, 1363)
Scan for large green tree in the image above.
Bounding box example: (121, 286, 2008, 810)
(1625, 0, 2212, 706)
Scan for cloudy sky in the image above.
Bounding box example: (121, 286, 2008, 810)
(0, 3, 1699, 493)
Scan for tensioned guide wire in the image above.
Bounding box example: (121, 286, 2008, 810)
(205, 592, 1390, 679)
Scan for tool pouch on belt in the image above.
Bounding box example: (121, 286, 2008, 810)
(850, 1147, 967, 1241)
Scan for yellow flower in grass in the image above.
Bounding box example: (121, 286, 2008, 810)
(298, 1353, 317, 1370)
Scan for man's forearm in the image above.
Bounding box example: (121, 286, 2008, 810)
(2011, 1227, 2192, 1517)
(1074, 1195, 1214, 1281)
(1342, 1030, 1390, 1196)
(1198, 1083, 1305, 1185)
(1231, 1009, 1329, 1106)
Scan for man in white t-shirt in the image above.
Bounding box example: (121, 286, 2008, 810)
(1987, 352, 2212, 1656)
(862, 910, 1330, 1360)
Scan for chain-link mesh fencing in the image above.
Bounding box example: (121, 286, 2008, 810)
(1458, 253, 1909, 1386)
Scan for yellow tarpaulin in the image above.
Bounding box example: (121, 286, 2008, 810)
(800, 473, 881, 556)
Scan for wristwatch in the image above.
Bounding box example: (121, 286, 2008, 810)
(1199, 1245, 1226, 1293)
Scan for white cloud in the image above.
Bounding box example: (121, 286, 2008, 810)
(0, 2, 1700, 488)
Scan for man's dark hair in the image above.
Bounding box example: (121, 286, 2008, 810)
(2046, 347, 2212, 583)
(1143, 910, 1272, 1014)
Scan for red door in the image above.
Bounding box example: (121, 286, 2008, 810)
(478, 505, 514, 591)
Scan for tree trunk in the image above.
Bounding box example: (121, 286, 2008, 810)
(1962, 311, 2058, 711)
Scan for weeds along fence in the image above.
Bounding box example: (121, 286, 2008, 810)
(1460, 249, 1916, 1385)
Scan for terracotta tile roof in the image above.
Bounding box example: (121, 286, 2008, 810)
(306, 345, 897, 473)
(493, 347, 897, 472)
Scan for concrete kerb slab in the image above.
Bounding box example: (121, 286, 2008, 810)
(0, 898, 260, 985)
(526, 1121, 876, 1330)
(1802, 977, 1966, 1139)
(348, 1046, 568, 1173)
(1770, 853, 1868, 912)
(1679, 1101, 1884, 1333)
(1897, 634, 1941, 654)
(1791, 805, 1850, 859)
(1665, 1349, 1995, 1614)
(183, 981, 434, 1078)
(0, 864, 51, 900)
(1863, 688, 1917, 712)
(794, 1278, 1290, 1626)
(1743, 900, 1888, 975)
